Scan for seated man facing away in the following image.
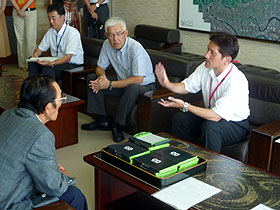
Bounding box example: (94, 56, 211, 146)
(155, 32, 250, 153)
(28, 3, 83, 82)
(81, 16, 155, 142)
(0, 75, 88, 210)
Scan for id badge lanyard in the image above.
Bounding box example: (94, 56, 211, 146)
(56, 25, 67, 57)
(208, 64, 233, 108)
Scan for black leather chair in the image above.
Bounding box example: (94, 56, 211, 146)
(221, 64, 280, 162)
(134, 24, 183, 54)
(64, 49, 204, 134)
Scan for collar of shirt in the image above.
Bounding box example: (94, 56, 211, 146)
(35, 114, 43, 123)
(209, 63, 233, 82)
(54, 23, 67, 36)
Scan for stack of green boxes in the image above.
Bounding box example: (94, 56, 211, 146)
(106, 132, 199, 178)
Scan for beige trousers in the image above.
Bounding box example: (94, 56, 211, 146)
(12, 9, 37, 68)
(0, 14, 11, 58)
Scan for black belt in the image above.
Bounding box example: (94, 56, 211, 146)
(25, 8, 36, 11)
(90, 3, 107, 6)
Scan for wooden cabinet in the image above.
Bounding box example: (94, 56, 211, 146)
(248, 120, 280, 175)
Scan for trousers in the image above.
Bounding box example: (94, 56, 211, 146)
(86, 73, 155, 126)
(12, 9, 37, 68)
(172, 112, 250, 153)
(28, 62, 82, 81)
(59, 186, 88, 210)
(83, 4, 109, 40)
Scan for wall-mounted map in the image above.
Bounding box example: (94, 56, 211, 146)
(178, 0, 280, 42)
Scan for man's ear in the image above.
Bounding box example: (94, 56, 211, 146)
(223, 55, 232, 65)
(44, 102, 53, 116)
(124, 29, 129, 36)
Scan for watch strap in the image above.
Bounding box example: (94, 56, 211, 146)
(108, 81, 113, 90)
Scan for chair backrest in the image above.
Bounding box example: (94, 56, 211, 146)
(146, 49, 203, 88)
(239, 65, 280, 127)
(135, 25, 180, 51)
(81, 36, 104, 66)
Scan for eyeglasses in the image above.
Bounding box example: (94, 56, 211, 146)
(53, 93, 67, 103)
(107, 31, 126, 39)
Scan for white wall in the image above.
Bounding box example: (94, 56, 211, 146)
(111, 0, 280, 71)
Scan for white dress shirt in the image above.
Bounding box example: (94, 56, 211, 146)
(182, 62, 250, 121)
(38, 23, 84, 65)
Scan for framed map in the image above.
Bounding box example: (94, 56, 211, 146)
(178, 0, 280, 42)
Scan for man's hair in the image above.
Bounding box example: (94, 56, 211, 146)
(105, 16, 127, 33)
(18, 75, 57, 114)
(47, 3, 65, 16)
(209, 32, 239, 61)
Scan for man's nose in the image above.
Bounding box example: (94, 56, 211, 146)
(204, 51, 210, 59)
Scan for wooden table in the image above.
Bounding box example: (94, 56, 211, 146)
(84, 134, 280, 210)
(0, 75, 84, 149)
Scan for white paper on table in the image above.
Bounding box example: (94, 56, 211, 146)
(251, 204, 274, 210)
(28, 57, 58, 62)
(152, 177, 221, 210)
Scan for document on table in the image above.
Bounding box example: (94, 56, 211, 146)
(28, 57, 58, 62)
(152, 177, 221, 210)
(251, 204, 274, 210)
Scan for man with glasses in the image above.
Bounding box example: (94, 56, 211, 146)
(28, 3, 83, 83)
(81, 16, 155, 142)
(0, 75, 88, 210)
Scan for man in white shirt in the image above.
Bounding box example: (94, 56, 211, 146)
(83, 0, 109, 40)
(155, 32, 250, 153)
(28, 3, 83, 82)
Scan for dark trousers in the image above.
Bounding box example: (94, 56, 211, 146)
(86, 73, 155, 126)
(172, 112, 250, 153)
(28, 62, 82, 82)
(59, 186, 88, 210)
(83, 4, 109, 40)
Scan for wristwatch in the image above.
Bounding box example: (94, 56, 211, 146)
(108, 81, 113, 91)
(95, 3, 100, 7)
(180, 102, 190, 112)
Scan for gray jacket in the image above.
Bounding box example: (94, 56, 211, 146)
(0, 108, 69, 210)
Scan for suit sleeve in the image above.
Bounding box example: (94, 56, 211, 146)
(26, 132, 69, 197)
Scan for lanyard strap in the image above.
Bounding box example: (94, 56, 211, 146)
(208, 64, 233, 108)
(56, 25, 67, 56)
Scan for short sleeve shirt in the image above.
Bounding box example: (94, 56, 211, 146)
(181, 62, 250, 121)
(38, 23, 84, 65)
(97, 37, 155, 85)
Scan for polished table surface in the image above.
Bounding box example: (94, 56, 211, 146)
(84, 134, 280, 210)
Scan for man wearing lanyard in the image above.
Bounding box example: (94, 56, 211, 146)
(10, 0, 37, 71)
(28, 3, 83, 82)
(155, 32, 250, 153)
(83, 0, 109, 40)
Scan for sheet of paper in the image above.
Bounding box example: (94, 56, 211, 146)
(28, 57, 58, 62)
(152, 177, 221, 210)
(251, 204, 274, 210)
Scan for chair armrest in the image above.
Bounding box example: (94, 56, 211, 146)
(138, 88, 203, 133)
(159, 43, 183, 54)
(142, 88, 177, 100)
(248, 120, 280, 171)
(62, 65, 96, 94)
(251, 120, 280, 137)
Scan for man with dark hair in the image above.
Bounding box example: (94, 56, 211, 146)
(0, 75, 88, 210)
(28, 3, 83, 82)
(155, 32, 250, 153)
